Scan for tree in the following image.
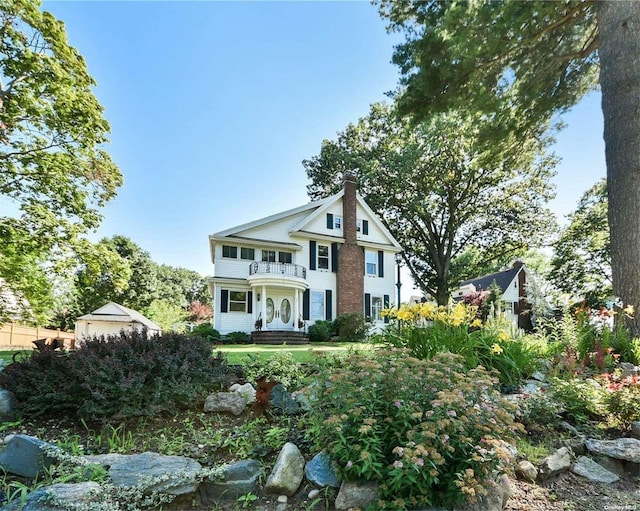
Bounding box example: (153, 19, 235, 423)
(154, 264, 211, 308)
(305, 104, 556, 304)
(75, 236, 156, 313)
(375, 0, 640, 333)
(144, 299, 187, 332)
(0, 0, 121, 313)
(550, 178, 610, 305)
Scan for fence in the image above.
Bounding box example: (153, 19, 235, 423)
(0, 323, 75, 350)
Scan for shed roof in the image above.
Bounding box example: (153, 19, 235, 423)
(76, 302, 161, 331)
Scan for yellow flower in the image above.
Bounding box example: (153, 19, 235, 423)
(491, 343, 503, 355)
(623, 304, 635, 317)
(498, 331, 509, 342)
(471, 318, 483, 328)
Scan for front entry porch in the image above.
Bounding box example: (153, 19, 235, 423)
(251, 329, 309, 345)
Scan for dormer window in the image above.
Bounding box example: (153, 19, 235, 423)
(334, 216, 342, 229)
(356, 219, 369, 235)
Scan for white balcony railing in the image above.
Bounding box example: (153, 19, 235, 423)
(249, 261, 307, 279)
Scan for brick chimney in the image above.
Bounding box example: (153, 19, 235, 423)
(337, 171, 364, 315)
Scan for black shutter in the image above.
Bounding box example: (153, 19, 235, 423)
(247, 291, 253, 314)
(378, 251, 384, 278)
(363, 220, 369, 235)
(326, 213, 334, 229)
(331, 242, 339, 273)
(309, 241, 316, 270)
(384, 295, 390, 323)
(220, 289, 229, 313)
(303, 289, 310, 320)
(326, 290, 333, 321)
(365, 293, 371, 317)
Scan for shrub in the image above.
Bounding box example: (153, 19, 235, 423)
(188, 323, 220, 342)
(334, 312, 369, 341)
(242, 351, 306, 390)
(548, 377, 604, 425)
(308, 321, 332, 342)
(381, 302, 539, 387)
(226, 331, 249, 344)
(0, 330, 234, 422)
(600, 373, 640, 430)
(307, 349, 522, 510)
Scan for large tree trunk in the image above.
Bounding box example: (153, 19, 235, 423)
(598, 1, 640, 335)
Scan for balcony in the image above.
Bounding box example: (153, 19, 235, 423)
(249, 261, 307, 279)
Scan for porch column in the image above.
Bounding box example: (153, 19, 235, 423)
(294, 289, 300, 332)
(261, 285, 267, 331)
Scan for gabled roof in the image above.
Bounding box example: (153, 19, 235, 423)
(459, 262, 525, 294)
(209, 190, 401, 251)
(77, 302, 161, 331)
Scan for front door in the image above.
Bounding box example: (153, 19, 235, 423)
(265, 294, 293, 330)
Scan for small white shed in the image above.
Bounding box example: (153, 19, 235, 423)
(75, 302, 162, 341)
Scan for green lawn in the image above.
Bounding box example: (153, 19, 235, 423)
(213, 341, 374, 364)
(0, 350, 28, 365)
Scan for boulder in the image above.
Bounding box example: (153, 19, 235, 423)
(597, 455, 627, 477)
(229, 383, 256, 404)
(269, 384, 301, 415)
(0, 434, 61, 478)
(619, 362, 640, 378)
(3, 482, 101, 511)
(200, 459, 262, 502)
(631, 421, 640, 440)
(334, 481, 378, 511)
(265, 442, 305, 496)
(515, 460, 538, 482)
(538, 447, 572, 480)
(107, 452, 202, 495)
(204, 392, 246, 416)
(561, 436, 587, 456)
(571, 456, 620, 484)
(305, 452, 340, 488)
(464, 475, 511, 511)
(585, 438, 640, 463)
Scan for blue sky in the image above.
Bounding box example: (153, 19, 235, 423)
(43, 1, 606, 286)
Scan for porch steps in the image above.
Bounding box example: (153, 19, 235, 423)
(251, 330, 309, 345)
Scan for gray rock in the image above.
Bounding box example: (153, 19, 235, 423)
(464, 475, 511, 511)
(305, 452, 340, 488)
(3, 482, 101, 511)
(619, 362, 640, 378)
(0, 389, 14, 420)
(571, 456, 620, 483)
(334, 481, 378, 511)
(82, 453, 128, 467)
(270, 384, 300, 415)
(200, 459, 262, 502)
(585, 438, 640, 463)
(531, 371, 547, 382)
(277, 495, 288, 503)
(204, 392, 246, 416)
(515, 460, 538, 482)
(538, 447, 572, 480)
(108, 451, 202, 495)
(597, 455, 627, 477)
(265, 442, 305, 496)
(631, 421, 640, 440)
(229, 383, 257, 404)
(0, 434, 61, 478)
(561, 436, 587, 456)
(308, 488, 321, 499)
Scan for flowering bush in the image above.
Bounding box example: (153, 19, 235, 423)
(381, 302, 538, 387)
(307, 349, 522, 510)
(600, 372, 640, 430)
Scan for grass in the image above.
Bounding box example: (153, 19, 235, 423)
(214, 341, 374, 364)
(0, 350, 28, 364)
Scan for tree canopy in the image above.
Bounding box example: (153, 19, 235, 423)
(375, 0, 640, 332)
(550, 178, 610, 305)
(305, 103, 556, 304)
(0, 0, 122, 316)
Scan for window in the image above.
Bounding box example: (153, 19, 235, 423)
(222, 245, 237, 258)
(229, 291, 247, 312)
(357, 219, 369, 235)
(278, 251, 292, 264)
(311, 291, 325, 321)
(317, 244, 329, 270)
(371, 296, 383, 321)
(365, 250, 377, 276)
(240, 247, 255, 260)
(334, 216, 342, 229)
(356, 220, 361, 232)
(262, 250, 276, 262)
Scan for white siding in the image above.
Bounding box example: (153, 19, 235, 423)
(213, 284, 254, 335)
(240, 211, 309, 243)
(501, 275, 520, 328)
(355, 204, 389, 245)
(75, 320, 159, 340)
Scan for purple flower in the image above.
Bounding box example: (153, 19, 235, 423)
(416, 458, 424, 467)
(447, 410, 457, 418)
(346, 461, 353, 469)
(394, 400, 402, 408)
(393, 460, 404, 469)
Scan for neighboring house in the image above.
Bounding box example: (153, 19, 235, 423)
(208, 173, 402, 336)
(0, 277, 34, 323)
(75, 302, 162, 341)
(454, 261, 533, 330)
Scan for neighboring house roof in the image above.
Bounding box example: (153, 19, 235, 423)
(76, 302, 161, 331)
(459, 261, 525, 295)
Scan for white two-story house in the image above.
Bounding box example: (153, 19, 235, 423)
(208, 173, 401, 338)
